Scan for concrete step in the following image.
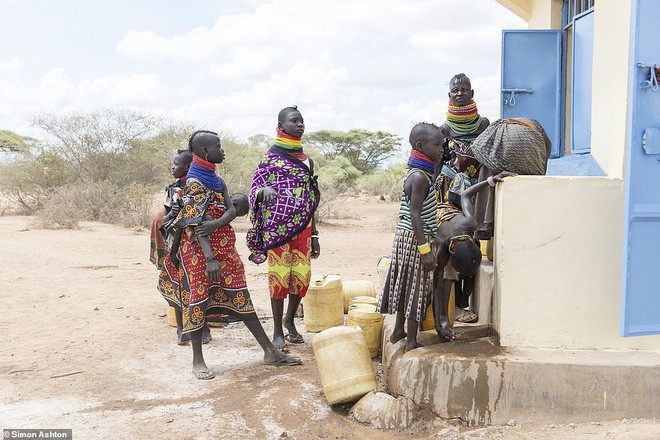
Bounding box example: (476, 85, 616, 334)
(381, 316, 660, 426)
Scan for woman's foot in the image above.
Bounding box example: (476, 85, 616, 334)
(272, 335, 289, 353)
(405, 340, 424, 352)
(263, 350, 302, 366)
(455, 308, 478, 323)
(192, 362, 215, 380)
(283, 318, 303, 344)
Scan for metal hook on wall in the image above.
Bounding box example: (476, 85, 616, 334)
(638, 63, 659, 92)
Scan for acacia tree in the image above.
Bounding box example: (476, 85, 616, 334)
(31, 109, 162, 183)
(0, 130, 36, 153)
(304, 129, 402, 173)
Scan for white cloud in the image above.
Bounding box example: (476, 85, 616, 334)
(1, 0, 525, 143)
(0, 57, 25, 76)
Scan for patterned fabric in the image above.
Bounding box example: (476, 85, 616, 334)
(471, 118, 550, 175)
(157, 178, 257, 333)
(437, 201, 462, 226)
(160, 179, 186, 245)
(377, 228, 434, 322)
(247, 146, 320, 264)
(267, 225, 312, 299)
(150, 179, 186, 268)
(396, 169, 438, 236)
(439, 111, 484, 205)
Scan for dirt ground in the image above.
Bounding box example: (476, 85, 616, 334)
(1, 196, 658, 439)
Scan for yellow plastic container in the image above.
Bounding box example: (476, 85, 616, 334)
(312, 325, 378, 404)
(376, 256, 391, 290)
(480, 239, 489, 257)
(348, 295, 379, 309)
(342, 280, 376, 313)
(166, 305, 177, 327)
(421, 284, 455, 331)
(304, 275, 344, 333)
(347, 305, 383, 358)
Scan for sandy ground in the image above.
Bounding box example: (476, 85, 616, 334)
(1, 196, 658, 439)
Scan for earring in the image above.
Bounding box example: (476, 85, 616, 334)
(203, 147, 208, 160)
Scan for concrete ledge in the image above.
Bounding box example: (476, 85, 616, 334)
(473, 261, 493, 326)
(382, 317, 660, 426)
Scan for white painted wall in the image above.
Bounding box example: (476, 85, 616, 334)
(590, 0, 633, 179)
(493, 177, 660, 351)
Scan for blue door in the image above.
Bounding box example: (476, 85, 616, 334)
(622, 0, 660, 336)
(501, 30, 562, 158)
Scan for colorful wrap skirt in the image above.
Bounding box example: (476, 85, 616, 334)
(158, 225, 257, 334)
(267, 224, 312, 299)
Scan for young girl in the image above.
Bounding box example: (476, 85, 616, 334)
(159, 130, 301, 380)
(247, 106, 321, 352)
(377, 122, 444, 352)
(432, 171, 516, 342)
(150, 150, 192, 269)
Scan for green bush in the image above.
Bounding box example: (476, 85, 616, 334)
(357, 164, 407, 201)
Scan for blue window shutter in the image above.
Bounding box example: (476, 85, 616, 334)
(501, 30, 562, 158)
(621, 0, 660, 336)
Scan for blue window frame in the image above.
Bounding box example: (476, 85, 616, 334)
(563, 0, 595, 155)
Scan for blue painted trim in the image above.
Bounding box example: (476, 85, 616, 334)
(621, 0, 639, 338)
(545, 153, 605, 176)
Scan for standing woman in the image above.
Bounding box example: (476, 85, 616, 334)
(247, 106, 321, 352)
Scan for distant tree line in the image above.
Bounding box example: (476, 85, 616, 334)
(0, 110, 407, 227)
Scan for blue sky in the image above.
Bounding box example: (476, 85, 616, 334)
(0, 0, 525, 148)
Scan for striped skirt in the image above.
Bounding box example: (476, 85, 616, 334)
(377, 228, 434, 322)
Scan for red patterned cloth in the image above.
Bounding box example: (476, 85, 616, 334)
(158, 179, 257, 334)
(267, 225, 312, 299)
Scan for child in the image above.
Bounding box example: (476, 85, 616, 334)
(377, 122, 444, 352)
(432, 171, 515, 342)
(159, 130, 302, 379)
(438, 73, 490, 323)
(153, 150, 213, 346)
(150, 150, 193, 269)
(230, 193, 249, 217)
(247, 106, 321, 352)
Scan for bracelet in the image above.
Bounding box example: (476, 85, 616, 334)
(487, 176, 496, 187)
(418, 242, 431, 255)
(311, 234, 319, 239)
(205, 256, 217, 263)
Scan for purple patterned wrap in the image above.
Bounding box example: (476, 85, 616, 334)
(246, 146, 320, 264)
